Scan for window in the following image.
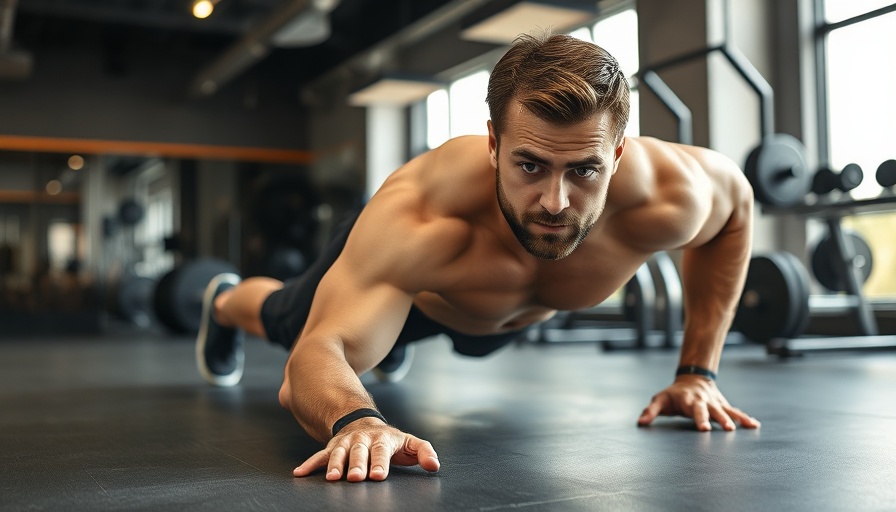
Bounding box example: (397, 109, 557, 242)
(592, 8, 640, 137)
(47, 221, 77, 272)
(133, 160, 175, 278)
(818, 1, 896, 296)
(425, 89, 450, 150)
(449, 70, 491, 139)
(424, 69, 491, 150)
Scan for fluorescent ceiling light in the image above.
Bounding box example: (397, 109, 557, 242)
(348, 77, 446, 107)
(461, 1, 597, 45)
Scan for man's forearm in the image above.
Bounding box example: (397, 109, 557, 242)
(279, 337, 378, 442)
(679, 214, 752, 372)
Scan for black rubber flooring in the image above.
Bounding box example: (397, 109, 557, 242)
(2, 328, 895, 511)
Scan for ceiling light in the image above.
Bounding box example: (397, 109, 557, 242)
(192, 0, 217, 19)
(67, 155, 84, 171)
(348, 75, 446, 107)
(46, 180, 62, 196)
(460, 0, 598, 45)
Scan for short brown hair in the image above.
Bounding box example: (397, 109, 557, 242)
(486, 33, 630, 143)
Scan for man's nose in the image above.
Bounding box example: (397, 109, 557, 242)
(539, 177, 569, 216)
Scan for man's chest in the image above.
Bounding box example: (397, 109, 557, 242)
(422, 247, 648, 323)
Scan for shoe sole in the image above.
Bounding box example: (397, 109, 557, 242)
(196, 273, 244, 387)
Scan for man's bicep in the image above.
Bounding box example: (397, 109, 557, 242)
(299, 257, 415, 375)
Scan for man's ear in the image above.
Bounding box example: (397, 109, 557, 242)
(611, 137, 626, 175)
(487, 120, 498, 168)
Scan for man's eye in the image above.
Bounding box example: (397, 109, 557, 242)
(574, 168, 597, 178)
(521, 162, 540, 174)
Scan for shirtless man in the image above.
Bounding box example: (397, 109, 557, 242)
(195, 33, 761, 483)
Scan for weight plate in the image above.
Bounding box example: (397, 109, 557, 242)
(118, 198, 145, 226)
(153, 258, 238, 334)
(811, 230, 873, 293)
(734, 252, 809, 343)
(785, 252, 812, 339)
(876, 159, 896, 188)
(744, 134, 811, 207)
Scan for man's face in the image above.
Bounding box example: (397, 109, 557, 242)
(489, 104, 624, 260)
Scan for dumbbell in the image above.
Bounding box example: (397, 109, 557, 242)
(812, 163, 863, 196)
(876, 159, 896, 188)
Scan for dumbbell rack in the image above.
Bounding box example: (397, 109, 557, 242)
(763, 195, 896, 356)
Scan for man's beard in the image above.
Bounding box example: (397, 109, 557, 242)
(496, 168, 595, 260)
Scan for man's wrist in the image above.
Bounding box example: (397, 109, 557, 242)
(331, 408, 387, 437)
(675, 365, 717, 381)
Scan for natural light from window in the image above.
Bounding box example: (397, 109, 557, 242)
(593, 9, 640, 137)
(448, 70, 491, 139)
(826, 10, 895, 199)
(426, 89, 450, 149)
(824, 2, 896, 297)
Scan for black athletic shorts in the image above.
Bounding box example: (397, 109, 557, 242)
(260, 210, 525, 357)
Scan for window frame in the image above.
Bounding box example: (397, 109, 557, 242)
(813, 1, 896, 299)
(813, 0, 896, 164)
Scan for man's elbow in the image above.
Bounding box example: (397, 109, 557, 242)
(278, 375, 293, 411)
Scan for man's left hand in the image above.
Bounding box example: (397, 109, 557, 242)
(637, 375, 761, 431)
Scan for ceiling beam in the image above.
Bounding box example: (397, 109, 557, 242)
(187, 0, 318, 98)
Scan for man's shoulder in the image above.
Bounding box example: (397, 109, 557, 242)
(413, 135, 495, 217)
(608, 137, 715, 251)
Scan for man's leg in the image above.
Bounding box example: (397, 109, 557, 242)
(197, 210, 363, 386)
(197, 274, 284, 386)
(213, 276, 284, 337)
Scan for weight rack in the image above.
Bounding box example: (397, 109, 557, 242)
(763, 196, 896, 356)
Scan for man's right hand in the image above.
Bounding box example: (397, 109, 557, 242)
(292, 419, 440, 482)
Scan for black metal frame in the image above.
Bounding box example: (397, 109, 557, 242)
(636, 0, 776, 145)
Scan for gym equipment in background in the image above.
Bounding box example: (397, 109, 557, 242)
(638, 0, 896, 356)
(153, 258, 238, 334)
(103, 198, 161, 327)
(734, 244, 895, 357)
(876, 159, 896, 189)
(812, 163, 864, 197)
(810, 230, 873, 293)
(107, 273, 157, 328)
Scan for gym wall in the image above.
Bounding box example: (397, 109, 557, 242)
(0, 27, 309, 150)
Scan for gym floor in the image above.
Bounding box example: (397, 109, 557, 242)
(2, 327, 895, 512)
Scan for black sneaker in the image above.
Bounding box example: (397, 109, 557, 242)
(196, 273, 244, 387)
(372, 344, 414, 383)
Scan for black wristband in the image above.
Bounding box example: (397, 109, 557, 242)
(331, 408, 387, 437)
(676, 365, 717, 381)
